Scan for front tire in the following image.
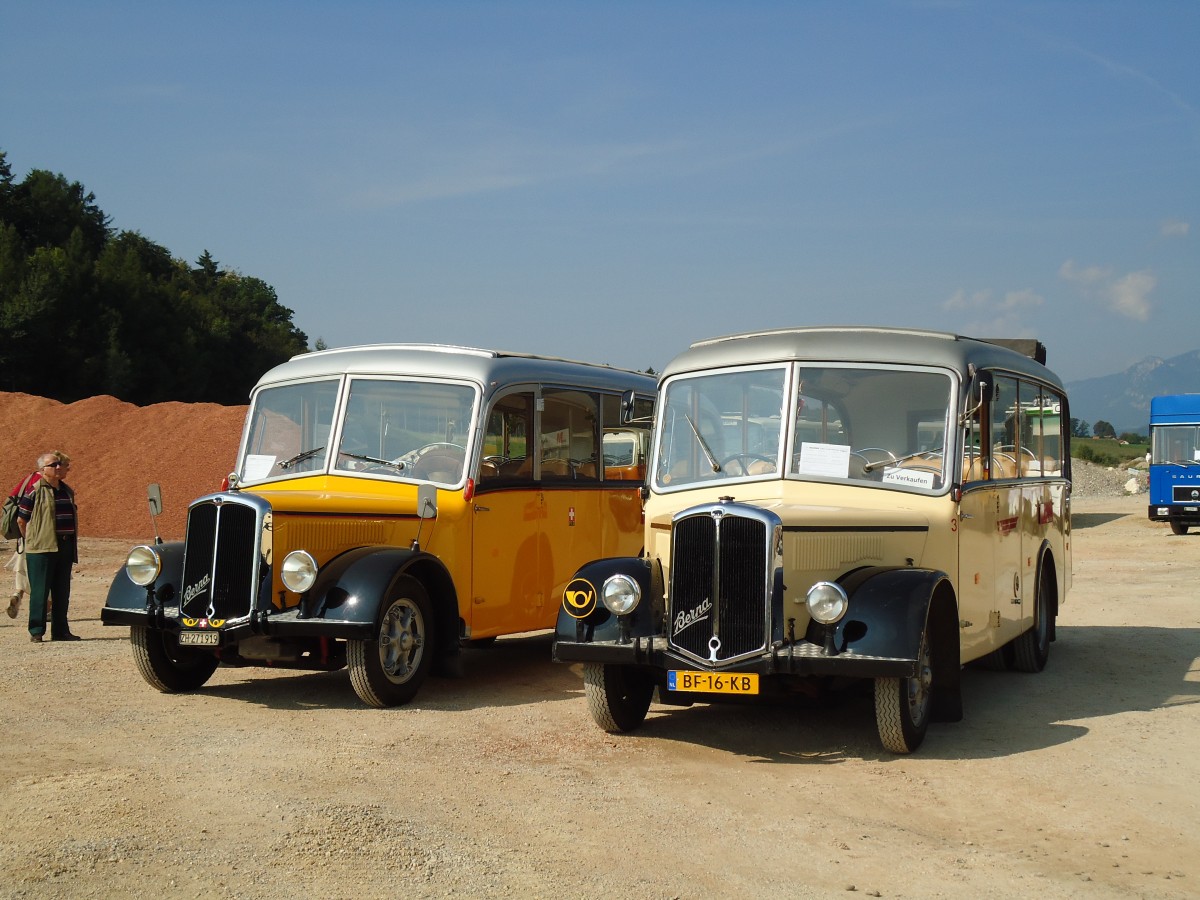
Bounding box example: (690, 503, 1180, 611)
(875, 631, 932, 754)
(130, 625, 219, 693)
(583, 663, 654, 732)
(348, 576, 433, 708)
(1170, 520, 1188, 535)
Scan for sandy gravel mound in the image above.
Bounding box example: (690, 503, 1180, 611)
(0, 392, 246, 541)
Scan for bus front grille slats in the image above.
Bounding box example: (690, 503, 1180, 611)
(180, 501, 260, 621)
(668, 512, 768, 664)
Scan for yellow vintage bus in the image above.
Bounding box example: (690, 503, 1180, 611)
(102, 344, 656, 707)
(555, 327, 1071, 753)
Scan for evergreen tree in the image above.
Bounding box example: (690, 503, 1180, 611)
(0, 149, 309, 403)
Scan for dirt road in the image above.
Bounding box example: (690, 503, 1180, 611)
(1, 493, 1196, 899)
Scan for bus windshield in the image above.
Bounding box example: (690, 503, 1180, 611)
(240, 377, 479, 485)
(655, 365, 954, 492)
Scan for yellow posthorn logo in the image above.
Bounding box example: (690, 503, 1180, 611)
(563, 578, 598, 619)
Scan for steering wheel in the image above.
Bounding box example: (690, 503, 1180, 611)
(850, 447, 897, 479)
(400, 442, 466, 463)
(402, 442, 467, 477)
(720, 453, 776, 476)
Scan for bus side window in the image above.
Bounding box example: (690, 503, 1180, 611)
(540, 389, 599, 482)
(480, 392, 534, 483)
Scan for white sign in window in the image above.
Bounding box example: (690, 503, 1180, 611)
(797, 442, 851, 478)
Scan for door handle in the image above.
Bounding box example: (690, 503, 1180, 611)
(474, 505, 490, 512)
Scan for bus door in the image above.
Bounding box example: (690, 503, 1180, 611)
(989, 374, 1027, 641)
(471, 388, 549, 637)
(955, 380, 1000, 659)
(536, 388, 606, 623)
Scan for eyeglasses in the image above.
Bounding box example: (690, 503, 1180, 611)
(45, 461, 62, 469)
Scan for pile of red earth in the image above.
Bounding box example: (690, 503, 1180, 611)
(0, 392, 246, 541)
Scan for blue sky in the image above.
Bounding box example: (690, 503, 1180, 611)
(2, 1, 1196, 384)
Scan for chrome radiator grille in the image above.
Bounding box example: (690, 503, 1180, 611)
(179, 497, 265, 622)
(668, 505, 774, 665)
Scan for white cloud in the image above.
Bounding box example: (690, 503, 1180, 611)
(942, 288, 991, 311)
(1161, 219, 1190, 237)
(1108, 271, 1155, 321)
(1059, 259, 1111, 285)
(1059, 259, 1156, 321)
(345, 137, 688, 208)
(942, 288, 1043, 339)
(943, 288, 1042, 313)
(999, 289, 1043, 311)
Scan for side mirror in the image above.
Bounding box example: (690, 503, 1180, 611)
(417, 483, 438, 519)
(620, 390, 655, 425)
(147, 483, 164, 544)
(410, 484, 439, 552)
(620, 389, 637, 424)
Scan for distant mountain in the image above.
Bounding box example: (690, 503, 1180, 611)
(1066, 349, 1200, 436)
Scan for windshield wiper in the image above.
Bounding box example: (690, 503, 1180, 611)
(340, 451, 405, 470)
(684, 413, 721, 472)
(278, 446, 325, 470)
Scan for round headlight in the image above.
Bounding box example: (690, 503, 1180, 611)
(806, 581, 848, 625)
(280, 550, 318, 593)
(601, 574, 641, 616)
(125, 545, 162, 587)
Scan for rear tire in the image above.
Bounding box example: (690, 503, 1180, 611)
(583, 663, 654, 732)
(130, 625, 219, 693)
(348, 576, 433, 708)
(1013, 566, 1053, 673)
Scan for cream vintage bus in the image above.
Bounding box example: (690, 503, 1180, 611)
(554, 327, 1071, 753)
(102, 344, 656, 707)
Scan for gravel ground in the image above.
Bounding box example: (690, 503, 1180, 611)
(2, 492, 1197, 899)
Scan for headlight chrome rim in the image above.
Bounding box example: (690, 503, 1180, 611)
(280, 550, 319, 594)
(125, 545, 162, 587)
(806, 580, 849, 625)
(601, 574, 641, 616)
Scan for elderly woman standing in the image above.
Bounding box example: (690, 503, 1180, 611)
(17, 451, 79, 642)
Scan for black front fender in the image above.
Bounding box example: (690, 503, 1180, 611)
(554, 556, 662, 650)
(100, 541, 186, 627)
(270, 546, 459, 669)
(822, 566, 951, 663)
(294, 546, 438, 627)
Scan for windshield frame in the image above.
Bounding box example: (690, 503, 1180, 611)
(238, 374, 483, 488)
(651, 361, 959, 496)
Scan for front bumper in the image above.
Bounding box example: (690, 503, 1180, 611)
(1148, 503, 1200, 523)
(553, 635, 915, 679)
(100, 604, 375, 642)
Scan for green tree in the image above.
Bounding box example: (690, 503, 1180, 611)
(1092, 420, 1117, 439)
(0, 150, 309, 404)
(1070, 418, 1091, 438)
